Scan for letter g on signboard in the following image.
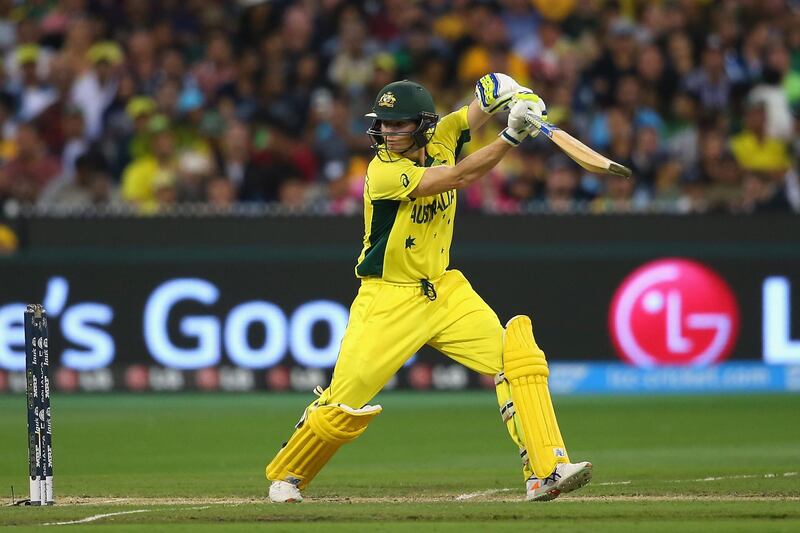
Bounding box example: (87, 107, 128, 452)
(144, 278, 222, 369)
(143, 278, 349, 370)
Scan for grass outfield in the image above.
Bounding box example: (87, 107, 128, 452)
(0, 392, 798, 531)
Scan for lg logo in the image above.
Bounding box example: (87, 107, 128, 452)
(609, 259, 740, 367)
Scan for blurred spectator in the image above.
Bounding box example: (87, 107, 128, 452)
(748, 42, 794, 141)
(687, 127, 728, 185)
(281, 4, 314, 59)
(239, 118, 316, 202)
(120, 95, 157, 163)
(173, 85, 212, 155)
(528, 20, 574, 84)
(192, 30, 237, 101)
(175, 150, 214, 203)
(740, 172, 795, 213)
(70, 41, 122, 140)
(730, 99, 791, 178)
(503, 143, 547, 211)
(15, 44, 58, 121)
(215, 119, 252, 191)
(5, 21, 54, 86)
(540, 155, 586, 213)
(0, 90, 17, 158)
(127, 29, 158, 94)
(684, 37, 734, 112)
(705, 152, 743, 213)
(500, 0, 541, 62)
(0, 122, 61, 203)
(652, 161, 685, 208)
(206, 175, 236, 210)
(328, 11, 377, 100)
(39, 151, 120, 208)
(121, 116, 178, 211)
(278, 177, 309, 209)
(636, 44, 673, 115)
(458, 3, 529, 87)
(152, 169, 178, 212)
(739, 22, 770, 82)
(583, 18, 638, 108)
(630, 126, 667, 192)
(0, 223, 18, 255)
(591, 173, 638, 213)
(33, 54, 78, 155)
(58, 105, 89, 180)
(665, 91, 700, 170)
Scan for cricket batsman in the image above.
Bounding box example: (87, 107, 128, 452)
(266, 73, 592, 502)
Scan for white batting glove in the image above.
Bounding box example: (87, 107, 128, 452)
(509, 91, 547, 138)
(475, 73, 533, 115)
(499, 100, 537, 146)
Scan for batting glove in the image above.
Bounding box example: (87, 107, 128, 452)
(500, 100, 537, 146)
(509, 91, 547, 139)
(475, 73, 533, 115)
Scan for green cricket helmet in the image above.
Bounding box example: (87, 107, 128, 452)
(366, 80, 439, 157)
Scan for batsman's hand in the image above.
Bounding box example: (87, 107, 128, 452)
(509, 91, 547, 138)
(499, 100, 538, 146)
(475, 73, 533, 115)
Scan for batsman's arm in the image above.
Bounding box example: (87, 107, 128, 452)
(412, 101, 534, 198)
(411, 137, 514, 197)
(467, 98, 493, 131)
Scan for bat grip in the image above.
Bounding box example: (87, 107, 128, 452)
(523, 112, 556, 138)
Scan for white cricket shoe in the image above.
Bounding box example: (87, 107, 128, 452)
(269, 480, 303, 503)
(526, 461, 593, 502)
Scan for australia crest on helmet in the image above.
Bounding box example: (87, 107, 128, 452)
(378, 91, 396, 108)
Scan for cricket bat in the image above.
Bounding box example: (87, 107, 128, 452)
(524, 112, 632, 178)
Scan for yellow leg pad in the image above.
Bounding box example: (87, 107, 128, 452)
(503, 315, 569, 478)
(266, 403, 382, 489)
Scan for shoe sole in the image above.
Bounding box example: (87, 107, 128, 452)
(527, 488, 561, 502)
(270, 497, 302, 503)
(557, 462, 593, 494)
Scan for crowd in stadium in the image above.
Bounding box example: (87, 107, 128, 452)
(0, 0, 798, 214)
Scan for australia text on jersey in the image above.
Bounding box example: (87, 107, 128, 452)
(409, 190, 455, 224)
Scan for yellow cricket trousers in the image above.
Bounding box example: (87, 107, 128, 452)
(316, 269, 504, 408)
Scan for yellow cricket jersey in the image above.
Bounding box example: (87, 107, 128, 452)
(356, 106, 471, 283)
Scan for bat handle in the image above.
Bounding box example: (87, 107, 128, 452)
(523, 112, 557, 138)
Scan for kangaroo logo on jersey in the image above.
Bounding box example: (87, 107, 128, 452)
(378, 92, 396, 108)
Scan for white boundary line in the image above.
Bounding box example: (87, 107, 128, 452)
(668, 472, 798, 483)
(455, 488, 513, 501)
(43, 509, 150, 526)
(454, 471, 798, 500)
(42, 506, 210, 526)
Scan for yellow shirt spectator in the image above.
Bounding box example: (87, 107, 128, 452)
(458, 47, 530, 88)
(532, 0, 576, 21)
(121, 156, 176, 212)
(730, 131, 791, 173)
